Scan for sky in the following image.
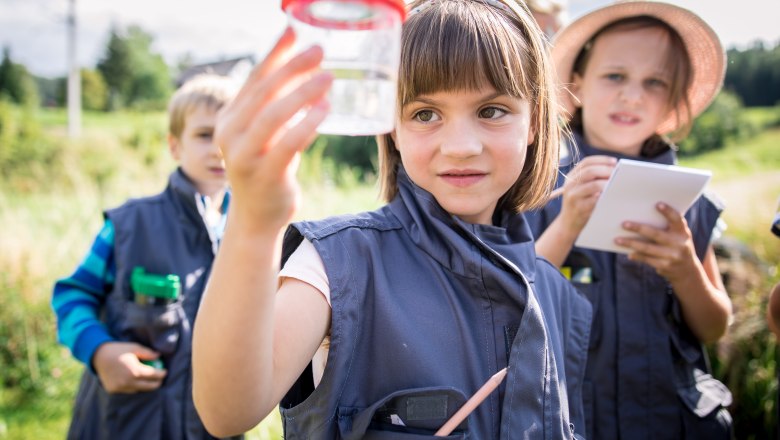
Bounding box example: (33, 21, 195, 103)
(1, 0, 778, 78)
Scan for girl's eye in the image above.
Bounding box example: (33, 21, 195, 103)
(413, 110, 439, 123)
(479, 107, 507, 119)
(197, 131, 214, 140)
(606, 73, 624, 82)
(645, 78, 668, 89)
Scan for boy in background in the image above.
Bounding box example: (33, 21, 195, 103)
(52, 74, 241, 439)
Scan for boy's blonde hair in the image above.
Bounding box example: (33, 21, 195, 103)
(168, 74, 240, 139)
(378, 0, 560, 213)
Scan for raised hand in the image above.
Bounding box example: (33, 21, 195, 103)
(92, 341, 167, 394)
(615, 202, 732, 343)
(214, 27, 333, 235)
(615, 202, 697, 283)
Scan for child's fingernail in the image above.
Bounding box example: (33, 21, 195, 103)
(623, 221, 633, 229)
(657, 202, 666, 210)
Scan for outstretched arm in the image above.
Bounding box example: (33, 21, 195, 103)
(192, 28, 333, 437)
(616, 203, 732, 343)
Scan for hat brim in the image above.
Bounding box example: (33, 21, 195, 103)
(552, 1, 725, 135)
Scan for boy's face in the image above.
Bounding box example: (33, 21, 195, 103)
(169, 104, 226, 196)
(572, 26, 673, 156)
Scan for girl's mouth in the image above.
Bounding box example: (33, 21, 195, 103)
(439, 170, 486, 187)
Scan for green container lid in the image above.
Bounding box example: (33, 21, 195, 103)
(131, 267, 180, 300)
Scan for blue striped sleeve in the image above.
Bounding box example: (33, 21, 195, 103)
(52, 220, 117, 366)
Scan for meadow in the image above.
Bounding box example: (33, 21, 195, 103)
(0, 106, 778, 438)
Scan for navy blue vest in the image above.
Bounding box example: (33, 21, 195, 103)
(67, 169, 241, 440)
(526, 134, 733, 440)
(279, 168, 592, 439)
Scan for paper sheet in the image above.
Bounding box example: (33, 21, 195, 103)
(575, 159, 712, 254)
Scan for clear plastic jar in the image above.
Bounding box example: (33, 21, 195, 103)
(282, 0, 405, 136)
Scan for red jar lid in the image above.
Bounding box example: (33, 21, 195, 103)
(282, 0, 407, 23)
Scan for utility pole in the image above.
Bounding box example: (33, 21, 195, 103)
(67, 0, 81, 138)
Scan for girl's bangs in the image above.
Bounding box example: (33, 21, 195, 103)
(399, 1, 531, 106)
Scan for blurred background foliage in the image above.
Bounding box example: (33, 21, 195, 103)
(0, 24, 778, 440)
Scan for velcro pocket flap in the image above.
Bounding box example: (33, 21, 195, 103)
(343, 387, 468, 439)
(677, 373, 733, 418)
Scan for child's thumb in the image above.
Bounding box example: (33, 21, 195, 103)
(131, 343, 160, 361)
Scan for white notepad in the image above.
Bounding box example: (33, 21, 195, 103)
(575, 159, 712, 254)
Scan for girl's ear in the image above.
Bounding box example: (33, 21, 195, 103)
(168, 134, 181, 160)
(390, 130, 398, 150)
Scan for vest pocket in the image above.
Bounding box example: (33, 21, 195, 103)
(572, 281, 601, 349)
(677, 370, 734, 439)
(104, 386, 164, 437)
(116, 299, 184, 358)
(337, 387, 470, 439)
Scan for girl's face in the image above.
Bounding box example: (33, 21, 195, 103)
(572, 26, 673, 156)
(393, 87, 534, 225)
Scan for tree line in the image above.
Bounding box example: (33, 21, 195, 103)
(2, 25, 779, 112)
(2, 25, 173, 111)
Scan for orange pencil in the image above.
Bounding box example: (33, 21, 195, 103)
(434, 367, 508, 437)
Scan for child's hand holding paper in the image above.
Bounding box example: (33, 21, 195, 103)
(574, 159, 711, 254)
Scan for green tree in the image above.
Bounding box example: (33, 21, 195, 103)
(0, 47, 40, 107)
(678, 90, 745, 155)
(96, 25, 172, 110)
(81, 68, 108, 111)
(35, 76, 62, 107)
(96, 27, 134, 109)
(724, 41, 780, 107)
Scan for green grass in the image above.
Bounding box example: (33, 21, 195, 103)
(680, 128, 780, 265)
(741, 106, 780, 129)
(680, 127, 780, 179)
(2, 105, 779, 438)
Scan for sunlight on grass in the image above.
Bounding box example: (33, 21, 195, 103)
(247, 408, 284, 439)
(3, 105, 778, 438)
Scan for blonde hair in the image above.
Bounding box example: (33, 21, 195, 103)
(377, 0, 561, 212)
(168, 74, 240, 139)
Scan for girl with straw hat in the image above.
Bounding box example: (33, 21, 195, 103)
(527, 1, 734, 438)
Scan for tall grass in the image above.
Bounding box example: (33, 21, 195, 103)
(680, 124, 780, 438)
(2, 105, 779, 438)
(0, 107, 379, 438)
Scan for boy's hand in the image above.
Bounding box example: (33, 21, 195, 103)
(559, 155, 616, 234)
(92, 341, 167, 394)
(214, 27, 333, 235)
(615, 202, 698, 283)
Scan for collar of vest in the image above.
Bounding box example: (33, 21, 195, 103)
(572, 130, 677, 166)
(168, 168, 205, 225)
(388, 166, 537, 282)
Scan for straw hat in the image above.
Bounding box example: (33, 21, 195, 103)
(552, 0, 725, 134)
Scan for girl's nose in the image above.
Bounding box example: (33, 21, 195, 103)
(619, 82, 643, 106)
(440, 123, 483, 158)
